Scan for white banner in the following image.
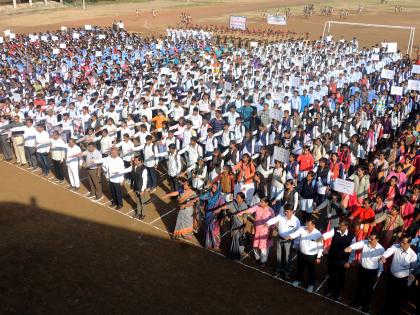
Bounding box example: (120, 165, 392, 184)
(390, 86, 403, 96)
(229, 16, 247, 30)
(267, 14, 287, 25)
(412, 65, 420, 74)
(407, 80, 420, 91)
(269, 108, 282, 122)
(387, 42, 397, 53)
(333, 178, 354, 195)
(273, 147, 290, 164)
(381, 69, 394, 80)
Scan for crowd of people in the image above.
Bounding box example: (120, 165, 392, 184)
(0, 24, 420, 314)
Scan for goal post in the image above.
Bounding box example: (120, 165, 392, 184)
(322, 21, 415, 56)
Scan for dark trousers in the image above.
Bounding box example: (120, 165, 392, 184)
(87, 168, 102, 198)
(52, 159, 65, 181)
(353, 266, 377, 311)
(296, 251, 317, 285)
(168, 175, 178, 192)
(385, 274, 408, 315)
(123, 161, 131, 180)
(25, 146, 38, 168)
(109, 181, 123, 207)
(147, 166, 157, 189)
(276, 239, 293, 274)
(327, 258, 346, 295)
(37, 152, 50, 176)
(0, 135, 13, 160)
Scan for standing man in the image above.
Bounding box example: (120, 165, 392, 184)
(143, 135, 158, 191)
(0, 116, 13, 161)
(85, 142, 103, 200)
(167, 143, 182, 192)
(103, 147, 125, 209)
(23, 118, 38, 169)
(35, 124, 51, 177)
(10, 115, 27, 166)
(50, 131, 66, 183)
(380, 235, 418, 315)
(286, 218, 323, 293)
(266, 204, 301, 280)
(320, 219, 355, 299)
(65, 138, 82, 191)
(131, 156, 149, 219)
(344, 232, 384, 313)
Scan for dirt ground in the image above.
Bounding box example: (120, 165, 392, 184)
(0, 160, 358, 315)
(0, 0, 419, 55)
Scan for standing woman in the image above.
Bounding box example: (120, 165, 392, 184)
(239, 197, 275, 264)
(345, 166, 370, 213)
(200, 182, 226, 249)
(165, 180, 198, 240)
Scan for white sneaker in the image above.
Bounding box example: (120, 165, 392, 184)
(292, 281, 300, 287)
(307, 285, 314, 293)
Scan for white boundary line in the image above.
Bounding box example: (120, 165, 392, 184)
(315, 276, 329, 293)
(3, 161, 366, 314)
(148, 207, 177, 224)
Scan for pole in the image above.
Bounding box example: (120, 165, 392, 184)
(83, 0, 85, 10)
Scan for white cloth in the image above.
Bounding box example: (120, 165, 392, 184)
(383, 244, 418, 278)
(289, 227, 323, 258)
(36, 131, 51, 153)
(350, 240, 385, 270)
(266, 214, 301, 239)
(104, 156, 125, 183)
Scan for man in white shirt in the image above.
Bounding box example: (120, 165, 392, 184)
(380, 235, 418, 315)
(167, 144, 182, 191)
(65, 138, 82, 191)
(103, 147, 125, 209)
(266, 204, 301, 279)
(286, 218, 323, 293)
(35, 124, 51, 177)
(143, 135, 159, 191)
(131, 156, 149, 219)
(50, 131, 66, 182)
(85, 142, 103, 200)
(24, 118, 38, 169)
(344, 232, 384, 313)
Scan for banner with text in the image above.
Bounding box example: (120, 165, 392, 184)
(229, 16, 247, 30)
(267, 15, 287, 25)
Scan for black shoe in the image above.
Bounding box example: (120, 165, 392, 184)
(115, 205, 123, 210)
(138, 214, 145, 220)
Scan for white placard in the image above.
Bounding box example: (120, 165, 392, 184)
(161, 67, 170, 75)
(95, 51, 102, 57)
(61, 26, 67, 31)
(224, 81, 232, 91)
(9, 33, 15, 39)
(84, 25, 92, 30)
(381, 69, 394, 80)
(229, 16, 247, 30)
(333, 178, 355, 195)
(371, 54, 380, 61)
(98, 34, 106, 40)
(390, 86, 403, 96)
(59, 43, 66, 49)
(407, 80, 420, 91)
(273, 146, 290, 164)
(387, 42, 397, 53)
(52, 48, 60, 55)
(412, 65, 420, 74)
(72, 33, 80, 39)
(269, 108, 282, 122)
(267, 14, 287, 25)
(4, 29, 11, 36)
(126, 45, 133, 50)
(117, 22, 124, 29)
(0, 37, 3, 44)
(41, 35, 48, 41)
(51, 35, 58, 41)
(250, 41, 258, 47)
(272, 92, 281, 100)
(156, 44, 162, 50)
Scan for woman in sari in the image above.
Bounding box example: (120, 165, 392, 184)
(165, 180, 198, 240)
(344, 166, 370, 213)
(373, 205, 403, 249)
(200, 182, 226, 249)
(239, 197, 275, 265)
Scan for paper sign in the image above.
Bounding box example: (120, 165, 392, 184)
(59, 43, 66, 49)
(390, 86, 403, 96)
(126, 45, 133, 50)
(73, 33, 80, 39)
(407, 80, 420, 91)
(95, 51, 102, 57)
(387, 42, 397, 53)
(4, 29, 11, 36)
(333, 178, 354, 195)
(41, 35, 48, 41)
(0, 37, 3, 44)
(371, 54, 380, 61)
(156, 44, 162, 50)
(267, 14, 287, 25)
(412, 65, 420, 74)
(273, 146, 289, 164)
(272, 92, 281, 101)
(51, 35, 58, 41)
(9, 33, 15, 39)
(84, 25, 92, 30)
(250, 41, 258, 47)
(52, 48, 60, 55)
(381, 69, 394, 80)
(225, 81, 232, 91)
(292, 77, 301, 88)
(98, 34, 106, 40)
(161, 67, 170, 75)
(61, 26, 67, 31)
(269, 108, 282, 122)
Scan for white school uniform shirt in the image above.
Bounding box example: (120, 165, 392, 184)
(100, 136, 113, 155)
(266, 214, 301, 239)
(289, 227, 323, 258)
(35, 130, 51, 153)
(143, 143, 158, 167)
(103, 156, 125, 183)
(24, 126, 37, 147)
(180, 143, 203, 166)
(121, 140, 135, 162)
(50, 137, 66, 161)
(168, 151, 182, 177)
(383, 244, 418, 278)
(66, 144, 81, 166)
(189, 114, 202, 130)
(350, 240, 384, 270)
